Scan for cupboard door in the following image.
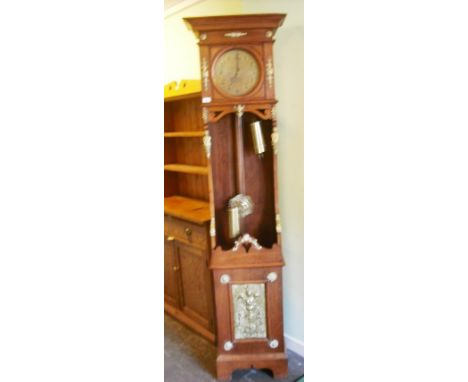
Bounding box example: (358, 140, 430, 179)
(175, 241, 214, 330)
(164, 236, 179, 308)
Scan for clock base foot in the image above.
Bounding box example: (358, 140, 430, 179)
(216, 352, 288, 381)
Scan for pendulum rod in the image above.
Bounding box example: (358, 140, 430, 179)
(234, 112, 246, 195)
(232, 110, 246, 237)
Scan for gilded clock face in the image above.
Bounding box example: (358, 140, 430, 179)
(212, 49, 260, 97)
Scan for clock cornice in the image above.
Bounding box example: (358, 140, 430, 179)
(184, 13, 286, 37)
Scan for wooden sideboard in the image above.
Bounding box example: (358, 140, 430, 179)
(164, 80, 216, 343)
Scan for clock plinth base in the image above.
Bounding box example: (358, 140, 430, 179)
(216, 352, 288, 381)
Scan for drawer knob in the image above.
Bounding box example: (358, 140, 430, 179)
(184, 228, 192, 236)
(173, 266, 179, 272)
(167, 236, 175, 241)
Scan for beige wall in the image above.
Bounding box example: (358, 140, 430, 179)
(242, 0, 304, 346)
(165, 0, 304, 347)
(164, 0, 243, 82)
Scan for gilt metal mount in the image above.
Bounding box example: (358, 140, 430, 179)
(232, 234, 263, 251)
(225, 31, 247, 38)
(203, 130, 212, 159)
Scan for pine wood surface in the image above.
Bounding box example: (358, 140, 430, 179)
(164, 131, 205, 138)
(164, 164, 208, 176)
(165, 97, 203, 132)
(164, 79, 215, 342)
(164, 195, 211, 224)
(164, 215, 209, 250)
(175, 242, 213, 329)
(164, 237, 179, 307)
(175, 173, 210, 201)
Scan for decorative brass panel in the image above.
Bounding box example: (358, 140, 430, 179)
(231, 283, 267, 340)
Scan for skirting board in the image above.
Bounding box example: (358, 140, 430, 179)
(284, 333, 304, 358)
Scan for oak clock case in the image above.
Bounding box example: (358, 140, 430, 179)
(185, 14, 288, 381)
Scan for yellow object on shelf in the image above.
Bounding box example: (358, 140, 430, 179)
(164, 80, 201, 101)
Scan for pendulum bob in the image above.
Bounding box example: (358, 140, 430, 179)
(227, 194, 254, 239)
(228, 205, 241, 238)
(250, 121, 266, 157)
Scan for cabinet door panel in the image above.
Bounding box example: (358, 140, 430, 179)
(175, 242, 213, 329)
(164, 236, 179, 307)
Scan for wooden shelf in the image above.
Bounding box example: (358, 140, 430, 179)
(164, 195, 211, 224)
(164, 131, 204, 138)
(164, 164, 208, 175)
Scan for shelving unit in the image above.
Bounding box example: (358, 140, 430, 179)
(164, 79, 209, 202)
(164, 79, 215, 343)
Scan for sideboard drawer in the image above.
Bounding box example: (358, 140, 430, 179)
(164, 215, 208, 249)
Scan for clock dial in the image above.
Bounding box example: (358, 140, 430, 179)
(212, 49, 260, 97)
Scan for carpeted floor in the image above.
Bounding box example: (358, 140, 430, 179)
(164, 314, 304, 381)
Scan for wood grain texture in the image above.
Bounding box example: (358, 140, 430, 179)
(164, 172, 178, 198)
(165, 97, 203, 132)
(241, 113, 276, 248)
(164, 131, 205, 138)
(176, 173, 209, 201)
(209, 114, 237, 249)
(164, 217, 215, 342)
(164, 164, 208, 175)
(164, 236, 179, 308)
(164, 215, 208, 250)
(164, 81, 215, 342)
(164, 195, 211, 224)
(176, 242, 211, 328)
(184, 14, 286, 36)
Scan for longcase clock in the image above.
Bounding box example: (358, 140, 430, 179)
(185, 14, 288, 380)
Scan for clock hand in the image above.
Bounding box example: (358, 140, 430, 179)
(230, 54, 241, 84)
